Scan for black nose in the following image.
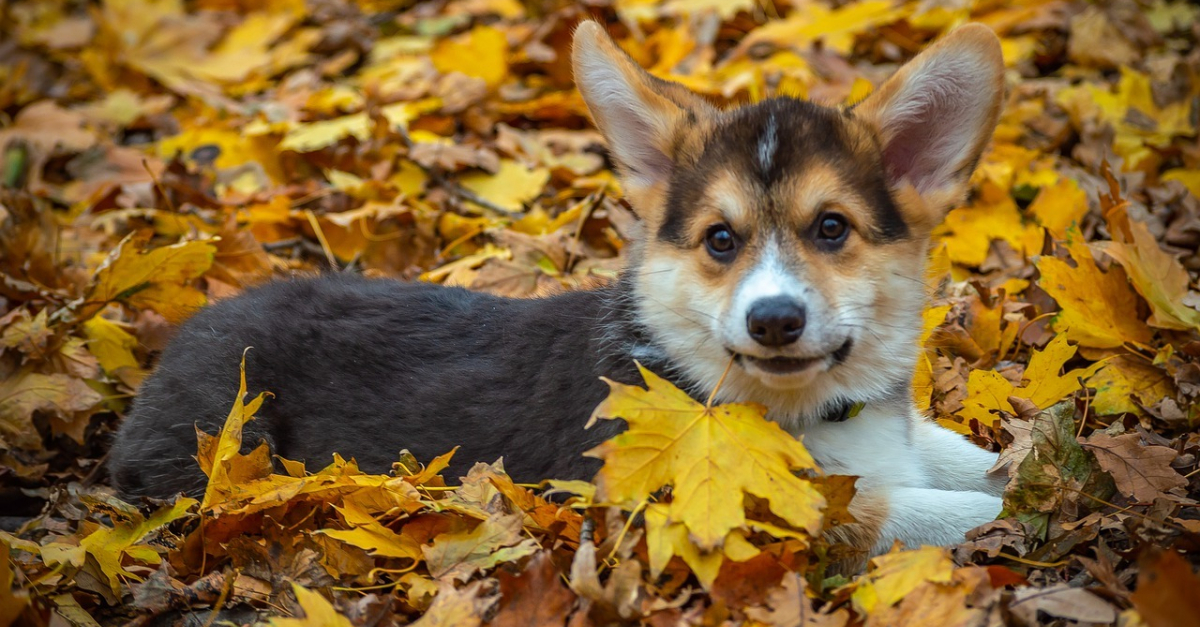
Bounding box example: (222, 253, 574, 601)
(746, 297, 806, 347)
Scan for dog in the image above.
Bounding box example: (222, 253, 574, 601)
(108, 20, 1007, 557)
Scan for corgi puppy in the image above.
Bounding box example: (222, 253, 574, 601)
(109, 21, 1007, 558)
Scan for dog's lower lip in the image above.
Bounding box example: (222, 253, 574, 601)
(744, 355, 821, 375)
(733, 339, 853, 375)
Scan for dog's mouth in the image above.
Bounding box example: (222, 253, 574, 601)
(731, 338, 854, 376)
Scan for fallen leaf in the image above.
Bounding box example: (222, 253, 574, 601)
(1003, 401, 1114, 523)
(588, 364, 825, 551)
(409, 580, 497, 627)
(268, 583, 355, 627)
(85, 235, 216, 324)
(0, 541, 30, 627)
(1081, 432, 1187, 502)
(422, 511, 540, 582)
(319, 502, 423, 562)
(958, 334, 1103, 427)
(1099, 198, 1200, 332)
(850, 546, 955, 615)
(1036, 228, 1153, 349)
(0, 370, 103, 450)
(1011, 582, 1118, 624)
(431, 25, 508, 88)
(490, 551, 576, 627)
(198, 349, 272, 511)
(78, 498, 196, 596)
(1130, 549, 1200, 627)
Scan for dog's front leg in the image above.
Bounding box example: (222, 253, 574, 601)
(827, 485, 1002, 567)
(909, 416, 1006, 496)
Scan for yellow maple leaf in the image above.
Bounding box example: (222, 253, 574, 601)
(276, 99, 441, 152)
(0, 542, 30, 626)
(1099, 200, 1200, 332)
(936, 193, 1039, 267)
(430, 25, 508, 88)
(1089, 355, 1175, 416)
(85, 235, 216, 324)
(199, 349, 272, 511)
(586, 364, 825, 552)
(1026, 178, 1089, 240)
(82, 317, 139, 375)
(643, 503, 760, 588)
(850, 546, 955, 615)
(157, 125, 285, 183)
(319, 501, 423, 561)
(78, 498, 196, 595)
(1056, 67, 1194, 172)
(914, 304, 952, 411)
(957, 334, 1104, 428)
(457, 159, 550, 213)
(269, 583, 354, 627)
(737, 1, 911, 56)
(1036, 228, 1153, 349)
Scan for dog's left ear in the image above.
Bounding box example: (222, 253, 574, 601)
(855, 24, 1005, 228)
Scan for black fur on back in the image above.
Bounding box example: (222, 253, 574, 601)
(107, 275, 659, 500)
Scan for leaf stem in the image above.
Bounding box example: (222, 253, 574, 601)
(705, 356, 737, 409)
(997, 552, 1068, 568)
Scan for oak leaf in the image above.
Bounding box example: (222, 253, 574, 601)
(1080, 432, 1186, 502)
(1002, 401, 1114, 528)
(587, 364, 825, 551)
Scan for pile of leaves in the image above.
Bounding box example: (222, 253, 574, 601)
(2, 0, 1199, 625)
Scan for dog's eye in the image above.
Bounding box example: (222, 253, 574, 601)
(704, 224, 737, 259)
(816, 213, 849, 244)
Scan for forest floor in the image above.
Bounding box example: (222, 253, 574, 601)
(1, 0, 1199, 625)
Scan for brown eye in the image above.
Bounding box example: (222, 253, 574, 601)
(704, 224, 737, 260)
(816, 213, 849, 245)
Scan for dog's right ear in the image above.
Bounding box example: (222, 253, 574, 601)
(572, 20, 716, 209)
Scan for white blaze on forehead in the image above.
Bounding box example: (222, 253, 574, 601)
(733, 239, 806, 320)
(757, 113, 778, 174)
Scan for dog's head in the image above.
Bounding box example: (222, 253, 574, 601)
(572, 22, 1004, 423)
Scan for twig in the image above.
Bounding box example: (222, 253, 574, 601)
(303, 209, 339, 270)
(394, 125, 522, 220)
(143, 158, 177, 215)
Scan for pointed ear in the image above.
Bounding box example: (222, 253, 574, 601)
(572, 21, 716, 204)
(855, 24, 1005, 217)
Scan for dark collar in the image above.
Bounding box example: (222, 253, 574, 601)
(823, 400, 865, 422)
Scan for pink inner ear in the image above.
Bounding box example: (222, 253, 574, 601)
(882, 124, 932, 191)
(876, 56, 992, 194)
